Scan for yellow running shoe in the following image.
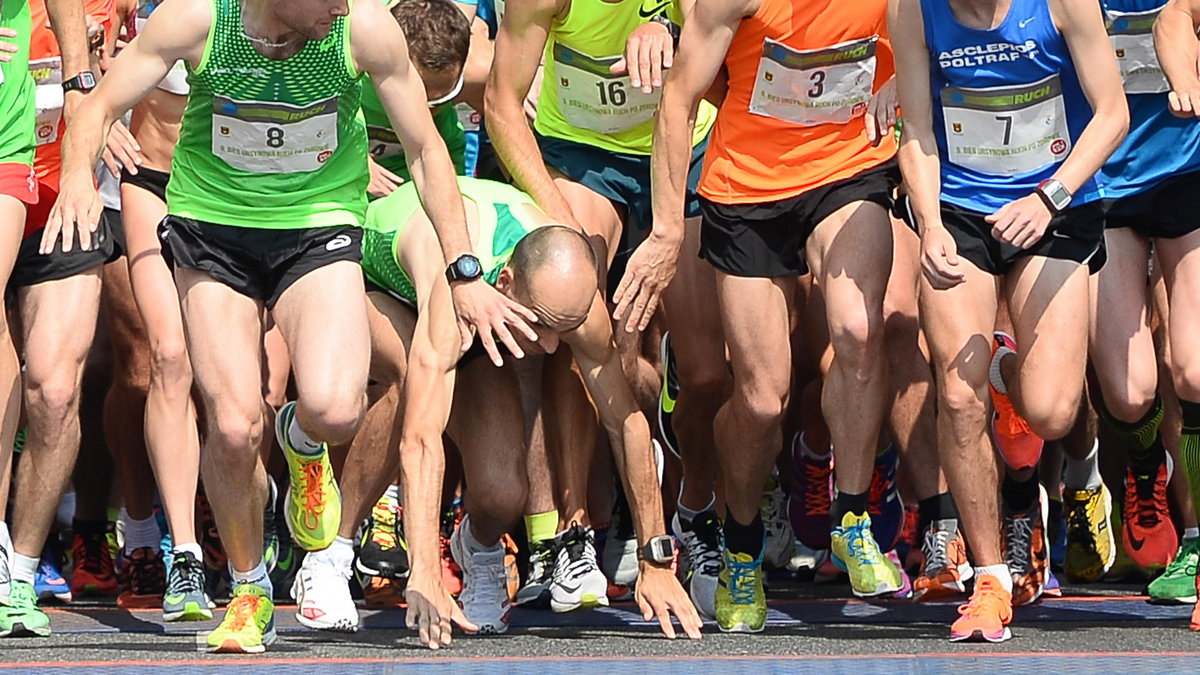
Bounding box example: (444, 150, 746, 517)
(1063, 485, 1115, 583)
(831, 511, 903, 597)
(276, 402, 342, 551)
(714, 548, 766, 633)
(206, 584, 276, 653)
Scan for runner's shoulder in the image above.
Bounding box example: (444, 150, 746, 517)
(138, 0, 212, 61)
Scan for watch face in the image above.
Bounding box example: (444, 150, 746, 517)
(458, 256, 481, 278)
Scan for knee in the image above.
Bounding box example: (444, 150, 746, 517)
(1174, 357, 1200, 403)
(1098, 378, 1156, 425)
(731, 381, 787, 430)
(828, 308, 885, 372)
(938, 380, 989, 437)
(25, 367, 83, 424)
(207, 405, 265, 457)
(298, 397, 364, 445)
(472, 467, 527, 524)
(1022, 395, 1080, 442)
(677, 361, 729, 404)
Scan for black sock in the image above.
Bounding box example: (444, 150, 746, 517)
(1001, 474, 1039, 512)
(1098, 394, 1166, 476)
(831, 490, 869, 527)
(724, 513, 765, 558)
(72, 518, 107, 536)
(918, 492, 960, 535)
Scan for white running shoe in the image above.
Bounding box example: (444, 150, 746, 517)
(292, 547, 359, 632)
(672, 510, 722, 619)
(450, 518, 512, 634)
(0, 526, 11, 605)
(602, 505, 639, 587)
(550, 524, 609, 613)
(761, 472, 796, 570)
(515, 539, 555, 607)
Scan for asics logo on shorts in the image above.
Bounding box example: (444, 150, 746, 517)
(325, 234, 353, 252)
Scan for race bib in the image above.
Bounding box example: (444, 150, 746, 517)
(749, 36, 877, 126)
(366, 124, 403, 161)
(941, 74, 1071, 177)
(212, 96, 339, 174)
(30, 57, 64, 146)
(552, 43, 660, 134)
(1106, 8, 1169, 95)
(456, 103, 481, 133)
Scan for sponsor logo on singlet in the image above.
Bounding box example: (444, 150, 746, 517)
(938, 40, 1041, 69)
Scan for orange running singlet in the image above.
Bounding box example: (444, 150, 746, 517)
(698, 0, 896, 205)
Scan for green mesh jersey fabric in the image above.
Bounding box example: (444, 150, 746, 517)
(361, 77, 466, 180)
(0, 1, 35, 166)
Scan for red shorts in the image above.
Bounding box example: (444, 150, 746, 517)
(23, 181, 58, 239)
(0, 163, 38, 207)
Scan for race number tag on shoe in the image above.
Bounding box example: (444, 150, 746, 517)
(553, 43, 659, 134)
(749, 36, 877, 126)
(941, 74, 1070, 177)
(1106, 8, 1169, 95)
(212, 96, 338, 174)
(30, 57, 64, 146)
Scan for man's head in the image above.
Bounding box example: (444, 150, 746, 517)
(391, 0, 471, 105)
(495, 226, 598, 354)
(274, 0, 349, 41)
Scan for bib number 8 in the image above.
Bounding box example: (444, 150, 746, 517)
(596, 81, 627, 107)
(266, 127, 285, 149)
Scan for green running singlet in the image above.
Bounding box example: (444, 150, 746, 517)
(0, 0, 35, 166)
(361, 78, 466, 180)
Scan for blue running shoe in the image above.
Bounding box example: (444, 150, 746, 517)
(868, 444, 904, 551)
(34, 549, 71, 603)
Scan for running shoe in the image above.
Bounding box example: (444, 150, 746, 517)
(276, 401, 342, 552)
(196, 490, 228, 575)
(515, 538, 556, 607)
(0, 527, 10, 604)
(867, 444, 905, 551)
(1002, 486, 1049, 606)
(117, 547, 167, 609)
(761, 472, 797, 570)
(715, 548, 766, 633)
(1122, 456, 1177, 571)
(949, 575, 1013, 642)
(788, 432, 833, 551)
(671, 509, 723, 618)
(831, 511, 903, 597)
(451, 517, 512, 634)
(1063, 484, 1115, 583)
(70, 528, 119, 597)
(1149, 537, 1200, 605)
(34, 548, 71, 603)
(0, 581, 49, 637)
(1047, 491, 1066, 572)
(897, 504, 923, 575)
(163, 551, 213, 621)
(657, 331, 680, 459)
(292, 550, 359, 632)
(439, 508, 464, 597)
(362, 575, 406, 608)
(886, 550, 913, 599)
(356, 494, 410, 580)
(989, 332, 1044, 470)
(263, 476, 280, 574)
(549, 524, 608, 613)
(602, 491, 638, 586)
(206, 584, 276, 653)
(913, 519, 972, 602)
(501, 533, 520, 601)
(1191, 577, 1200, 631)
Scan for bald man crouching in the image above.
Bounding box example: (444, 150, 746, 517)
(347, 177, 701, 648)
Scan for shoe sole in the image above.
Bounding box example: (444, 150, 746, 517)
(208, 628, 278, 654)
(0, 623, 51, 638)
(164, 602, 215, 622)
(550, 593, 609, 613)
(354, 558, 411, 580)
(717, 621, 765, 634)
(1148, 594, 1199, 605)
(950, 627, 1012, 643)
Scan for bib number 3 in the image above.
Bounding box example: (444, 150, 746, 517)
(749, 36, 878, 127)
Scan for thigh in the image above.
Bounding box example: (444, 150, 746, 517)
(1157, 228, 1200, 386)
(272, 260, 370, 405)
(0, 196, 25, 289)
(366, 290, 416, 387)
(1089, 228, 1154, 394)
(175, 267, 265, 414)
(18, 269, 104, 384)
(121, 182, 184, 347)
(447, 359, 525, 478)
(806, 200, 893, 323)
(662, 216, 726, 376)
(919, 264, 1000, 391)
(1005, 255, 1091, 398)
(715, 271, 793, 397)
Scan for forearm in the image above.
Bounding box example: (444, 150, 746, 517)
(1156, 2, 1200, 91)
(409, 144, 472, 266)
(60, 98, 116, 181)
(399, 431, 447, 577)
(1050, 106, 1128, 196)
(608, 415, 667, 545)
(46, 0, 89, 77)
(648, 92, 697, 244)
(485, 94, 576, 227)
(898, 130, 945, 234)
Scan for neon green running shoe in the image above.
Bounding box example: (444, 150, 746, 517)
(206, 584, 276, 653)
(831, 511, 903, 597)
(276, 402, 341, 552)
(1149, 537, 1200, 605)
(715, 548, 766, 633)
(0, 581, 49, 637)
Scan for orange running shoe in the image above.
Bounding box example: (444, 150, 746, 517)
(913, 519, 973, 602)
(501, 533, 520, 601)
(1122, 456, 1177, 571)
(362, 575, 407, 608)
(989, 333, 1044, 471)
(1191, 577, 1200, 631)
(1002, 486, 1049, 606)
(950, 575, 1013, 642)
(70, 529, 119, 598)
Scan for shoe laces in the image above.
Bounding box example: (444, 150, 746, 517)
(225, 592, 263, 632)
(921, 526, 952, 575)
(369, 504, 399, 551)
(803, 461, 833, 515)
(300, 462, 329, 526)
(528, 542, 556, 583)
(1127, 466, 1167, 528)
(461, 548, 508, 609)
(845, 520, 880, 565)
(128, 548, 167, 594)
(687, 513, 724, 576)
(168, 555, 206, 597)
(726, 555, 760, 605)
(1004, 514, 1034, 574)
(957, 577, 1011, 621)
(1066, 496, 1099, 552)
(557, 525, 599, 583)
(74, 532, 114, 576)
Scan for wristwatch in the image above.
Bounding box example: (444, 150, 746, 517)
(637, 535, 675, 565)
(1035, 178, 1072, 215)
(62, 72, 97, 94)
(445, 254, 483, 283)
(649, 14, 681, 47)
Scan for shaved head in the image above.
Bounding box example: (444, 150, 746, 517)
(506, 226, 598, 332)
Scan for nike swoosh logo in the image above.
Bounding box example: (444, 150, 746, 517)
(556, 582, 582, 593)
(164, 593, 186, 605)
(639, 0, 671, 18)
(1126, 522, 1146, 550)
(1018, 17, 1035, 28)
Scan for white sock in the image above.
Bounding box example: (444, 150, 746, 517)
(383, 484, 400, 503)
(1185, 527, 1200, 541)
(229, 560, 272, 595)
(12, 552, 38, 585)
(325, 536, 355, 569)
(287, 413, 324, 456)
(173, 542, 203, 560)
(989, 345, 1014, 395)
(676, 492, 716, 527)
(122, 511, 163, 553)
(974, 564, 1013, 594)
(1063, 441, 1102, 491)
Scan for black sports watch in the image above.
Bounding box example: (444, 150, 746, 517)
(62, 72, 97, 94)
(649, 14, 680, 47)
(446, 254, 483, 283)
(637, 535, 675, 565)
